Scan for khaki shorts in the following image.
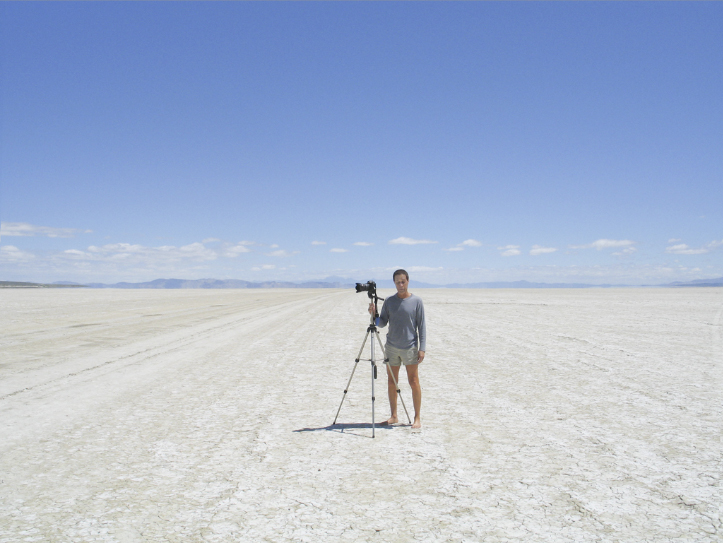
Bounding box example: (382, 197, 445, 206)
(385, 344, 419, 366)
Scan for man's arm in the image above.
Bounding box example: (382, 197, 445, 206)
(368, 299, 389, 327)
(417, 299, 426, 362)
(377, 299, 389, 327)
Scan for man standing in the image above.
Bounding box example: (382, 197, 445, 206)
(369, 269, 426, 429)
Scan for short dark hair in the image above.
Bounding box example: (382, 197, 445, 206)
(393, 269, 409, 281)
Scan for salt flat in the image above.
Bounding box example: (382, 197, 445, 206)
(0, 287, 721, 542)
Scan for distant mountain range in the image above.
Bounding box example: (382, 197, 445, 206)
(0, 281, 84, 288)
(2, 277, 722, 289)
(84, 278, 355, 289)
(663, 277, 723, 287)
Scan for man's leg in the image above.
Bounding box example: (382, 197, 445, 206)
(384, 364, 401, 424)
(405, 364, 422, 428)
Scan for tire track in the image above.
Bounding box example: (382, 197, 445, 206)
(0, 292, 339, 402)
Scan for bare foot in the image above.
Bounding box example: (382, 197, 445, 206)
(411, 419, 421, 429)
(378, 417, 398, 425)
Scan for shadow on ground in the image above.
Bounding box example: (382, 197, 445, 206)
(293, 422, 404, 438)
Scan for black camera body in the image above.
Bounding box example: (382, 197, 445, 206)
(355, 281, 377, 299)
(355, 280, 383, 319)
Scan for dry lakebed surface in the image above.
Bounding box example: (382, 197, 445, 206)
(1, 287, 721, 542)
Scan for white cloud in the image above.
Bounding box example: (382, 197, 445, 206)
(270, 244, 279, 249)
(330, 248, 348, 253)
(446, 239, 482, 252)
(265, 249, 299, 257)
(85, 242, 218, 262)
(530, 245, 558, 256)
(353, 242, 373, 246)
(407, 266, 444, 272)
(180, 242, 206, 253)
(592, 239, 635, 250)
(389, 237, 438, 245)
(176, 243, 219, 261)
(223, 243, 252, 257)
(570, 239, 636, 250)
(252, 264, 276, 271)
(665, 240, 723, 255)
(498, 245, 521, 257)
(64, 249, 87, 256)
(0, 221, 89, 239)
(668, 238, 681, 243)
(0, 245, 35, 262)
(88, 243, 141, 254)
(311, 241, 326, 245)
(666, 244, 708, 255)
(202, 238, 221, 243)
(613, 246, 638, 256)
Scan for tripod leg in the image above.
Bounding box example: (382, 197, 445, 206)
(374, 330, 412, 425)
(333, 330, 371, 425)
(371, 359, 375, 439)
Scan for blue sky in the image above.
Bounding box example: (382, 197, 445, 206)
(1, 2, 721, 285)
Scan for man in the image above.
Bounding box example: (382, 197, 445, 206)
(368, 269, 426, 429)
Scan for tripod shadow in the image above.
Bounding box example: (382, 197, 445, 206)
(293, 422, 399, 438)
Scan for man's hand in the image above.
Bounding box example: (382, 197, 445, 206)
(368, 302, 375, 316)
(417, 350, 425, 364)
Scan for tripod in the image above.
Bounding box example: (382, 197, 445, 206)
(333, 309, 411, 438)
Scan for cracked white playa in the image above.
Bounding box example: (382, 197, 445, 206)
(1, 288, 721, 542)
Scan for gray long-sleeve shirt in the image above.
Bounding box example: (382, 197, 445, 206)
(377, 293, 426, 351)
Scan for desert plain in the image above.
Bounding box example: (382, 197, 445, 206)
(0, 287, 721, 542)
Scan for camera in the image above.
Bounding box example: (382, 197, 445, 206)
(355, 281, 377, 298)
